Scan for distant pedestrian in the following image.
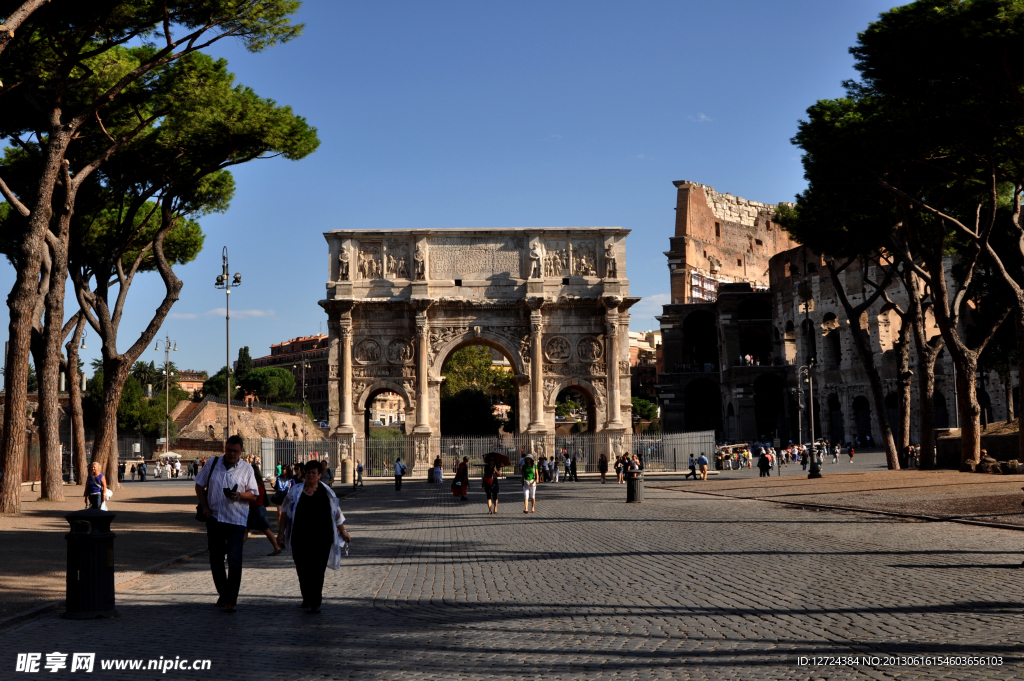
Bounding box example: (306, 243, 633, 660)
(394, 458, 407, 490)
(483, 453, 501, 514)
(522, 456, 538, 514)
(138, 460, 147, 482)
(194, 435, 260, 613)
(84, 462, 107, 509)
(686, 455, 698, 480)
(696, 453, 709, 481)
(118, 461, 126, 483)
(130, 464, 137, 482)
(598, 454, 608, 483)
(552, 456, 561, 483)
(271, 466, 293, 506)
(321, 462, 334, 487)
(570, 454, 578, 482)
(757, 451, 771, 477)
(832, 445, 840, 464)
(278, 459, 350, 614)
(355, 459, 364, 487)
(848, 446, 855, 463)
(453, 456, 470, 501)
(247, 464, 283, 556)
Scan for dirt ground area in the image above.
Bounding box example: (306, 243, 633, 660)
(0, 478, 281, 622)
(651, 468, 1024, 527)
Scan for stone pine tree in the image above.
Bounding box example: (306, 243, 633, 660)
(806, 0, 1020, 467)
(0, 0, 303, 513)
(64, 56, 317, 488)
(846, 0, 1024, 464)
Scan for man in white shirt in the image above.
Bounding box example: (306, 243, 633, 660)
(195, 435, 259, 613)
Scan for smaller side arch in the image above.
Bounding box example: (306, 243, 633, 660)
(356, 380, 414, 412)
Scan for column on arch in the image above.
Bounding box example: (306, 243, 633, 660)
(605, 309, 623, 427)
(339, 322, 354, 431)
(414, 311, 430, 432)
(529, 309, 545, 430)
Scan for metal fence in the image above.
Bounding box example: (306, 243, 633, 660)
(240, 430, 715, 478)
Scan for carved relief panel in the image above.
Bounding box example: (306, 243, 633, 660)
(543, 240, 569, 277)
(354, 339, 382, 364)
(384, 240, 410, 279)
(576, 336, 603, 362)
(543, 336, 572, 363)
(357, 242, 383, 280)
(386, 338, 415, 364)
(572, 240, 598, 276)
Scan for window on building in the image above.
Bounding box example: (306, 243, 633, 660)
(737, 259, 742, 266)
(715, 222, 721, 237)
(755, 239, 763, 246)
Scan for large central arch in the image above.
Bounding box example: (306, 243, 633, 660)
(319, 228, 634, 474)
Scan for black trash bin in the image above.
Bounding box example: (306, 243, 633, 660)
(626, 470, 644, 503)
(64, 508, 117, 619)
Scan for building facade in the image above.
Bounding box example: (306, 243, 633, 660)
(252, 334, 330, 422)
(664, 181, 797, 305)
(656, 184, 1014, 446)
(177, 370, 207, 396)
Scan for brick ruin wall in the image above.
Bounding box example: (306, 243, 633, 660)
(668, 181, 797, 304)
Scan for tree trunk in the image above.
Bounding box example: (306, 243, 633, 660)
(36, 229, 72, 501)
(847, 309, 900, 469)
(957, 353, 983, 468)
(65, 319, 88, 485)
(910, 307, 941, 469)
(91, 356, 130, 491)
(895, 316, 913, 456)
(1017, 313, 1024, 464)
(0, 131, 72, 514)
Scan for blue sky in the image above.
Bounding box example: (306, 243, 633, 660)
(1, 0, 896, 376)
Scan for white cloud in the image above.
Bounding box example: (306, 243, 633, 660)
(204, 308, 276, 319)
(170, 308, 276, 320)
(628, 293, 669, 330)
(689, 113, 713, 123)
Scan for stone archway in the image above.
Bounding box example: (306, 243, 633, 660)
(320, 228, 634, 474)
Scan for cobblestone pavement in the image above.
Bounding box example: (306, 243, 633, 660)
(5, 477, 1024, 680)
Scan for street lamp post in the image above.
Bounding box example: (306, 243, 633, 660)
(155, 334, 177, 457)
(215, 247, 241, 444)
(293, 361, 311, 446)
(798, 359, 821, 479)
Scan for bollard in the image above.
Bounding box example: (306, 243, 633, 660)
(340, 458, 354, 485)
(64, 508, 117, 619)
(626, 469, 644, 503)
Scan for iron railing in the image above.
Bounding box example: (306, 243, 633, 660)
(240, 430, 716, 478)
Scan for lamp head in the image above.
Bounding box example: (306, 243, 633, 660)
(216, 274, 224, 286)
(232, 273, 242, 285)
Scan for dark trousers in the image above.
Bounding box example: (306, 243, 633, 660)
(88, 493, 102, 509)
(294, 543, 331, 608)
(685, 466, 697, 480)
(207, 521, 245, 605)
(395, 474, 403, 490)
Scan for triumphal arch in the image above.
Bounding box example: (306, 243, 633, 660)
(319, 228, 636, 474)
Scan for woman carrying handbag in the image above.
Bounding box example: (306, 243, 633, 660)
(277, 460, 351, 614)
